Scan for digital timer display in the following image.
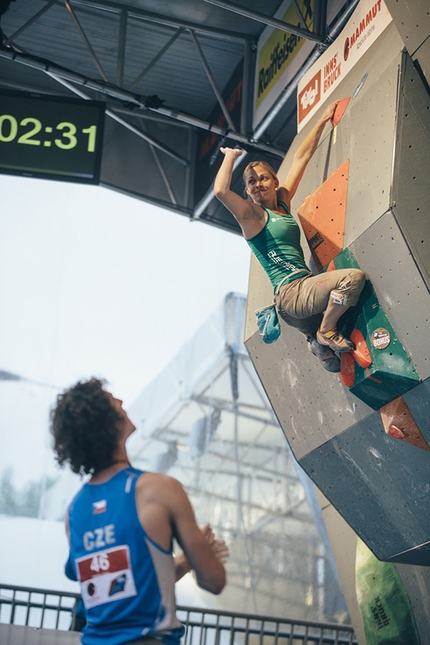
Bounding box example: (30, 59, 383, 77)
(0, 89, 105, 184)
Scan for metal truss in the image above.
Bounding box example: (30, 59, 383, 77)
(0, 0, 359, 228)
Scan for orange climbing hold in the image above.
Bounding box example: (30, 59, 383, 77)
(350, 329, 372, 369)
(340, 352, 356, 387)
(380, 397, 429, 451)
(331, 97, 351, 127)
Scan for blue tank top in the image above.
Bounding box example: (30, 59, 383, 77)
(246, 202, 309, 290)
(67, 467, 184, 645)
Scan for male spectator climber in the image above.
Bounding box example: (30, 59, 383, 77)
(51, 377, 228, 645)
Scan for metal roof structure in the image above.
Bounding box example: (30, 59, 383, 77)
(0, 0, 358, 233)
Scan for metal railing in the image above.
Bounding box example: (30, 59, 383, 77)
(0, 584, 357, 645)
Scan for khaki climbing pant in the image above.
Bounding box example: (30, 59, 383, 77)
(275, 268, 366, 337)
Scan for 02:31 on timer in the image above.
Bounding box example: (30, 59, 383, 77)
(0, 114, 98, 151)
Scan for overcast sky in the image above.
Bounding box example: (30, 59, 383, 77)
(0, 173, 251, 487)
(0, 174, 251, 404)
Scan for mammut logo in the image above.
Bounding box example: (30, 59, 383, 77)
(344, 0, 383, 60)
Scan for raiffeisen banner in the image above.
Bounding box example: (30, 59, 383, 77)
(297, 0, 392, 131)
(253, 0, 344, 129)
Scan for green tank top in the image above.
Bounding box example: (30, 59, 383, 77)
(246, 202, 310, 290)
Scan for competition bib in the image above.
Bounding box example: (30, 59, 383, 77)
(76, 545, 137, 609)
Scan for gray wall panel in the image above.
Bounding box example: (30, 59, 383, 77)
(350, 210, 430, 381)
(277, 24, 404, 247)
(413, 36, 430, 88)
(402, 379, 430, 437)
(385, 0, 430, 86)
(392, 53, 430, 287)
(245, 321, 372, 461)
(394, 563, 430, 643)
(298, 398, 430, 563)
(310, 51, 400, 247)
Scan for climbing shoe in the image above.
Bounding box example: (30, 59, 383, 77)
(316, 328, 355, 353)
(308, 337, 340, 372)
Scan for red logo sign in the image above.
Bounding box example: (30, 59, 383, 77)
(298, 70, 321, 126)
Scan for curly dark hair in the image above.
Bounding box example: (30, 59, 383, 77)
(50, 378, 123, 476)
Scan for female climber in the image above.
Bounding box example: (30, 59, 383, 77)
(214, 101, 365, 372)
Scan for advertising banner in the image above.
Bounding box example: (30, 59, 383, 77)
(253, 0, 344, 129)
(253, 0, 315, 129)
(297, 0, 392, 131)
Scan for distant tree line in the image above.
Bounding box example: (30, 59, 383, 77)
(0, 467, 57, 517)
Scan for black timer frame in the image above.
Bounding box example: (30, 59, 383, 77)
(0, 89, 105, 184)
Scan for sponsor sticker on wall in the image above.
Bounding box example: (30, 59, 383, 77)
(253, 0, 314, 129)
(297, 0, 392, 131)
